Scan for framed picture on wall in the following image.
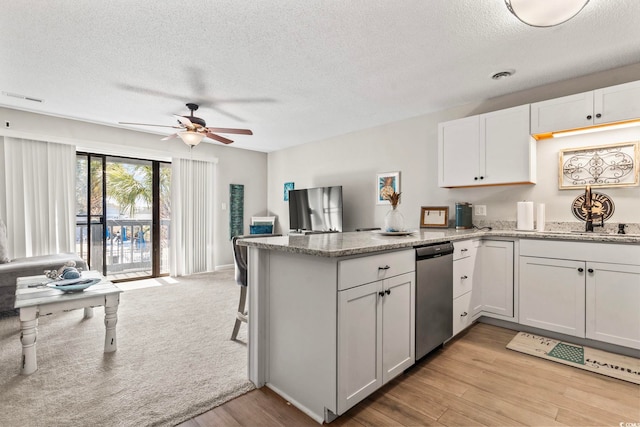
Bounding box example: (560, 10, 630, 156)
(559, 141, 639, 189)
(284, 182, 294, 201)
(376, 171, 400, 205)
(420, 206, 449, 228)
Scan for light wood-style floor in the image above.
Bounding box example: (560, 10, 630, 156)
(179, 323, 640, 426)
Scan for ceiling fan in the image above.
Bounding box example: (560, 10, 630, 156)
(119, 103, 253, 146)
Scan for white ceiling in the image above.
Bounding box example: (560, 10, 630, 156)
(1, 1, 640, 153)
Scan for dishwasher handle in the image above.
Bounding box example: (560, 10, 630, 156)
(415, 242, 454, 260)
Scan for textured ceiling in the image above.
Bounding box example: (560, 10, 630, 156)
(1, 1, 640, 152)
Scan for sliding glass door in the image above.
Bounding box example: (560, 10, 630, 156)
(76, 153, 171, 281)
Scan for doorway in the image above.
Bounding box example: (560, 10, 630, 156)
(75, 153, 171, 281)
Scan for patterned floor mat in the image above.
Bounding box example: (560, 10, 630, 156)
(507, 332, 639, 385)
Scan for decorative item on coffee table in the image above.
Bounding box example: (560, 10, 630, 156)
(45, 260, 83, 280)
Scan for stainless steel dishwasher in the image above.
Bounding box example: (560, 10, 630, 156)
(415, 242, 454, 360)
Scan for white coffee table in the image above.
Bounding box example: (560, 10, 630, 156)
(14, 270, 123, 375)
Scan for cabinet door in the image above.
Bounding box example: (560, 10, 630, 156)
(530, 91, 593, 134)
(519, 256, 585, 337)
(337, 282, 382, 414)
(481, 105, 535, 185)
(381, 272, 415, 383)
(438, 115, 480, 187)
(586, 262, 640, 349)
(594, 80, 640, 125)
(478, 240, 514, 318)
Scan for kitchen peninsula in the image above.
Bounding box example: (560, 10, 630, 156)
(239, 229, 640, 423)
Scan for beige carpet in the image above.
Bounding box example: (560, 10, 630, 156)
(507, 331, 640, 385)
(0, 270, 254, 427)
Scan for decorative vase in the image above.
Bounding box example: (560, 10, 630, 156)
(384, 206, 405, 232)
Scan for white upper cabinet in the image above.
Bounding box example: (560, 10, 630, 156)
(594, 81, 640, 125)
(530, 92, 593, 134)
(482, 105, 535, 186)
(531, 80, 640, 134)
(438, 115, 480, 188)
(438, 105, 535, 188)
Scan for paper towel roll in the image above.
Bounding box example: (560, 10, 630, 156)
(536, 203, 545, 232)
(517, 201, 534, 231)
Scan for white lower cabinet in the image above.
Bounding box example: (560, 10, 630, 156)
(520, 256, 586, 337)
(452, 240, 480, 336)
(478, 240, 514, 319)
(337, 281, 381, 413)
(586, 262, 640, 349)
(337, 270, 415, 414)
(519, 240, 640, 350)
(451, 239, 515, 337)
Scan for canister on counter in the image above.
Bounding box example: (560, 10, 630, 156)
(455, 202, 473, 229)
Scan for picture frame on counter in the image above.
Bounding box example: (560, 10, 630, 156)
(376, 171, 400, 205)
(420, 206, 449, 228)
(559, 141, 639, 189)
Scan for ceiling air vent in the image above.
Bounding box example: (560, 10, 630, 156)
(491, 70, 515, 80)
(2, 91, 43, 103)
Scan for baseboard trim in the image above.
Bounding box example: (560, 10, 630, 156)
(478, 316, 640, 359)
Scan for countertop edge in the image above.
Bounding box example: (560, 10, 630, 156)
(237, 230, 640, 257)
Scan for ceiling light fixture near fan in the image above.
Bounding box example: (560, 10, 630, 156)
(119, 103, 253, 147)
(505, 0, 589, 27)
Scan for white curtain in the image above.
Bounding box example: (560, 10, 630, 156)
(0, 137, 76, 259)
(170, 158, 216, 276)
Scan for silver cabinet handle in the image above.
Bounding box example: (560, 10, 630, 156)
(460, 312, 468, 317)
(378, 265, 390, 270)
(461, 248, 468, 252)
(461, 275, 468, 280)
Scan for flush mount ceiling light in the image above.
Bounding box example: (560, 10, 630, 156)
(178, 131, 205, 147)
(505, 0, 590, 27)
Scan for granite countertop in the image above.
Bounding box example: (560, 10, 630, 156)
(237, 228, 640, 257)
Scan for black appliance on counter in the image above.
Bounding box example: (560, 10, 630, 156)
(455, 202, 473, 229)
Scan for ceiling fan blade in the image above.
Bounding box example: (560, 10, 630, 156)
(119, 122, 181, 129)
(116, 83, 186, 102)
(205, 127, 253, 135)
(161, 133, 178, 141)
(173, 115, 193, 127)
(206, 132, 234, 144)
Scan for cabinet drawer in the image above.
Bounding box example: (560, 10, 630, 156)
(520, 239, 640, 265)
(453, 291, 473, 336)
(453, 256, 474, 298)
(453, 239, 477, 261)
(338, 249, 415, 291)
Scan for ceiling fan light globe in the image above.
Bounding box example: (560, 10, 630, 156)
(505, 0, 589, 27)
(178, 131, 205, 146)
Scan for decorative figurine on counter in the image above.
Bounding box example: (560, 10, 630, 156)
(571, 185, 615, 232)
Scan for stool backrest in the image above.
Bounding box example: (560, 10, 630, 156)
(231, 234, 281, 287)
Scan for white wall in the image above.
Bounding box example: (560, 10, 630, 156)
(268, 64, 640, 233)
(0, 107, 268, 267)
